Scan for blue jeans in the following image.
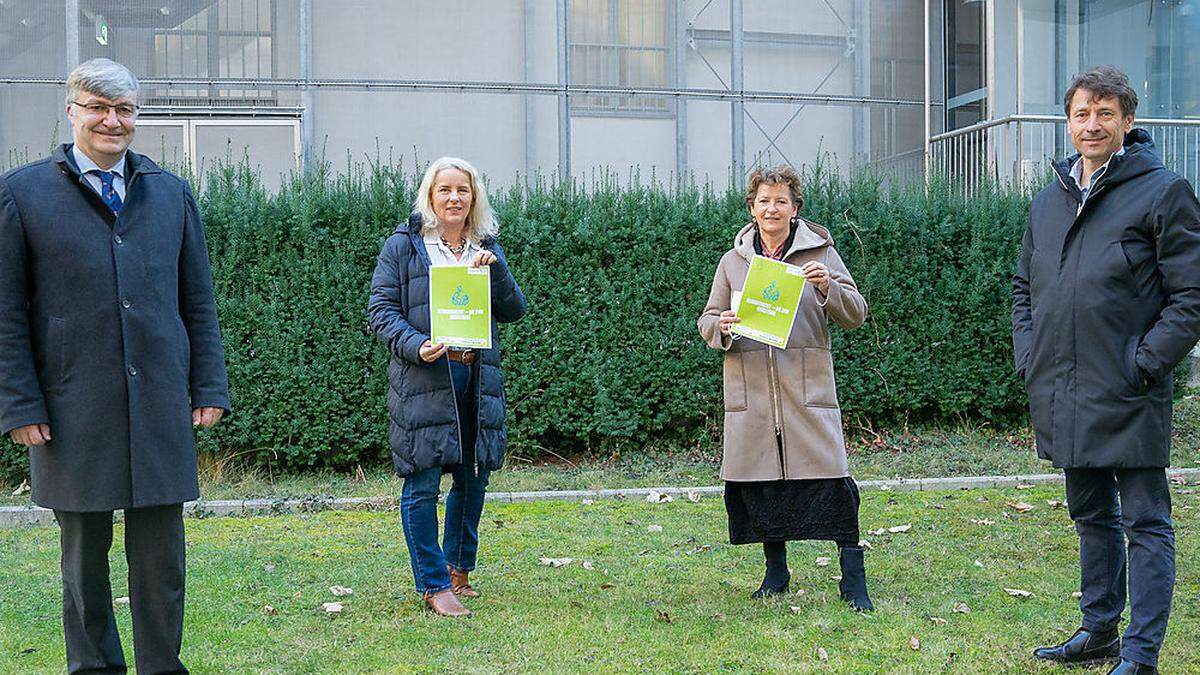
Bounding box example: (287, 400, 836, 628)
(400, 360, 490, 594)
(1066, 467, 1175, 668)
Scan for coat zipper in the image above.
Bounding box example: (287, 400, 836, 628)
(766, 346, 787, 478)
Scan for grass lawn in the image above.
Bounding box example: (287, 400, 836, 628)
(2, 483, 1198, 673)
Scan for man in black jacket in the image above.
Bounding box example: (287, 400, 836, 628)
(0, 58, 229, 673)
(1013, 66, 1200, 674)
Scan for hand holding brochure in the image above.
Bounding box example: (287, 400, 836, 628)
(731, 255, 807, 348)
(429, 265, 492, 349)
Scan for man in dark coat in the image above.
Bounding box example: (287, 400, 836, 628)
(1013, 66, 1200, 674)
(0, 58, 229, 674)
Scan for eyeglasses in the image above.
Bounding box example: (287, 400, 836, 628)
(71, 100, 140, 120)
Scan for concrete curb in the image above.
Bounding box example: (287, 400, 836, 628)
(3, 468, 1198, 529)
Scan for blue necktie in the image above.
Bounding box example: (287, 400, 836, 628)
(95, 170, 123, 214)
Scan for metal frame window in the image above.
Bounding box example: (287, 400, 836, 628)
(568, 0, 674, 116)
(943, 0, 987, 130)
(148, 0, 278, 107)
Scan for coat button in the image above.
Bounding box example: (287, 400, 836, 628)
(121, 299, 132, 309)
(127, 365, 138, 376)
(114, 234, 123, 245)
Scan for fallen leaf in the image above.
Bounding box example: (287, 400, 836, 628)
(795, 588, 807, 596)
(582, 561, 595, 571)
(974, 560, 985, 568)
(909, 636, 921, 651)
(815, 557, 832, 567)
(1006, 501, 1034, 513)
(321, 602, 343, 613)
(970, 519, 996, 525)
(712, 612, 726, 621)
(977, 496, 990, 503)
(330, 586, 353, 597)
(1004, 588, 1034, 598)
(11, 480, 30, 496)
(637, 549, 651, 556)
(830, 574, 843, 581)
(492, 520, 505, 528)
(647, 524, 663, 533)
(929, 616, 948, 626)
(600, 582, 616, 590)
(868, 528, 886, 536)
(293, 591, 302, 598)
(816, 647, 829, 661)
(113, 596, 130, 606)
(1047, 500, 1066, 509)
(1016, 483, 1034, 490)
(263, 563, 276, 573)
(858, 539, 874, 550)
(538, 557, 573, 568)
(888, 524, 913, 533)
(646, 491, 673, 504)
(952, 601, 970, 614)
(789, 605, 803, 614)
(262, 605, 278, 616)
(654, 609, 672, 623)
(581, 498, 594, 505)
(687, 491, 703, 503)
(1072, 591, 1083, 599)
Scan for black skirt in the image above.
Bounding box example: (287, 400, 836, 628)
(724, 477, 861, 545)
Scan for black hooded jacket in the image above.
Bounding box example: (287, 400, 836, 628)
(1012, 128, 1200, 468)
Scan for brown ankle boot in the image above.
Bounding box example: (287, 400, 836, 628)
(423, 589, 471, 617)
(448, 564, 481, 598)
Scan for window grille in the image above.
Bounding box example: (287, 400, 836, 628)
(568, 0, 673, 116)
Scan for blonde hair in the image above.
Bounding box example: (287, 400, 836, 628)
(414, 157, 498, 241)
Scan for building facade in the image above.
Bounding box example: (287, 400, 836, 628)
(0, 1, 1195, 190)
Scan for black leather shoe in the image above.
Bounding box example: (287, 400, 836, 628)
(1033, 627, 1120, 666)
(1107, 659, 1156, 674)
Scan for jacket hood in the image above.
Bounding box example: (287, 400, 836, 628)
(1052, 127, 1163, 190)
(733, 218, 832, 262)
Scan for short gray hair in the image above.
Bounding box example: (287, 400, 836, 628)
(66, 58, 139, 104)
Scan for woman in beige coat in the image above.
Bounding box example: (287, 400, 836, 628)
(698, 165, 873, 609)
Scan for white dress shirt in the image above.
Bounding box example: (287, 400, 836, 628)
(72, 145, 127, 201)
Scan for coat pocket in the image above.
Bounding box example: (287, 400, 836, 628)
(722, 352, 747, 412)
(802, 346, 838, 408)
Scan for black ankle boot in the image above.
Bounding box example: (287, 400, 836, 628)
(1033, 627, 1120, 666)
(838, 546, 875, 611)
(751, 541, 790, 598)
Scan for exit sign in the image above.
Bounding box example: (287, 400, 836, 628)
(95, 14, 109, 46)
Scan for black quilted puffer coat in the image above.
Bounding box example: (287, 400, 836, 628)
(368, 213, 526, 477)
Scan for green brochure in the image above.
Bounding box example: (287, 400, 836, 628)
(731, 255, 807, 348)
(429, 265, 492, 349)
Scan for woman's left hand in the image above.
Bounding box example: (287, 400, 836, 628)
(470, 250, 498, 268)
(801, 261, 831, 294)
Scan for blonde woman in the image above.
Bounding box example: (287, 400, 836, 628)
(698, 165, 873, 609)
(368, 157, 527, 617)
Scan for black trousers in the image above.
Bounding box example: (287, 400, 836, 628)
(54, 504, 187, 675)
(1065, 468, 1175, 668)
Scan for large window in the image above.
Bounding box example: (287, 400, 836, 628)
(944, 0, 987, 130)
(568, 0, 673, 116)
(149, 0, 278, 106)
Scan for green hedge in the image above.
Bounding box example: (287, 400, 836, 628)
(3, 158, 1048, 479)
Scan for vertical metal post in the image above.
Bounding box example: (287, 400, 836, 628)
(730, 0, 744, 181)
(556, 0, 571, 181)
(923, 0, 932, 186)
(674, 0, 688, 182)
(299, 0, 313, 173)
(65, 0, 80, 71)
(1015, 0, 1023, 116)
(852, 0, 871, 167)
(523, 0, 537, 179)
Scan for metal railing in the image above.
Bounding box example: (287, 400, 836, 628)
(928, 114, 1200, 195)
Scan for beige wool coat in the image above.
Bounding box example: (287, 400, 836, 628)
(698, 220, 867, 481)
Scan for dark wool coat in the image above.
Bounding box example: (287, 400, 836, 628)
(0, 144, 230, 511)
(1012, 129, 1200, 468)
(368, 213, 526, 477)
